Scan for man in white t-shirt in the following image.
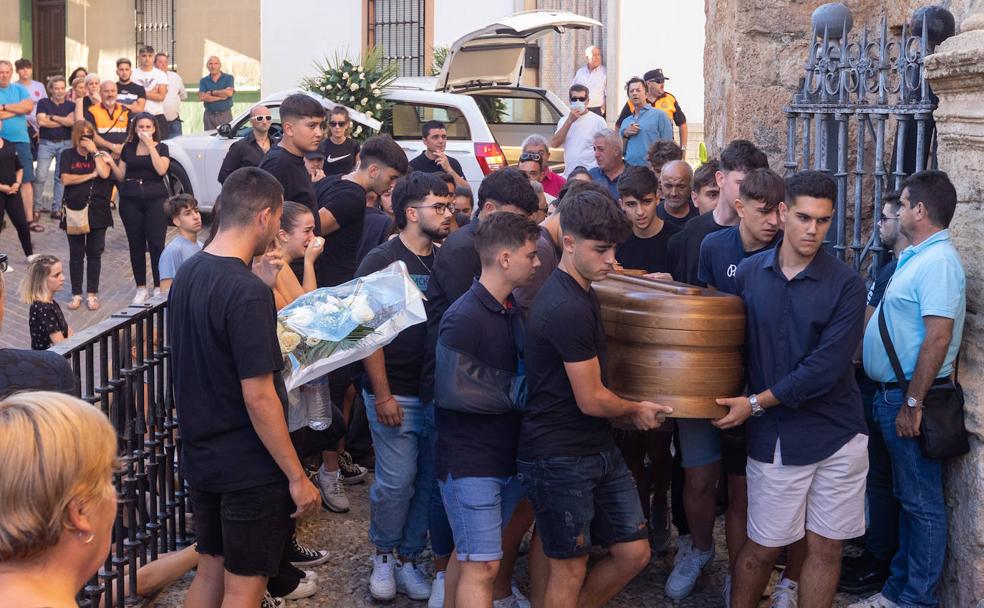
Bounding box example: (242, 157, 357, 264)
(132, 45, 169, 136)
(14, 58, 45, 132)
(549, 84, 607, 177)
(570, 46, 607, 117)
(155, 52, 188, 138)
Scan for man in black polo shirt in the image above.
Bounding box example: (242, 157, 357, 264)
(409, 120, 467, 188)
(519, 189, 671, 607)
(657, 160, 699, 229)
(615, 165, 679, 274)
(717, 171, 867, 608)
(258, 94, 324, 215)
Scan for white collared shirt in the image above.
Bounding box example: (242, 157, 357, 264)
(571, 64, 607, 109)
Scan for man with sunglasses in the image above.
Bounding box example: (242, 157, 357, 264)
(320, 107, 361, 176)
(219, 105, 277, 184)
(549, 84, 606, 178)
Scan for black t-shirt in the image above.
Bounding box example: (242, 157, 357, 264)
(0, 348, 75, 397)
(435, 281, 524, 479)
(168, 252, 288, 492)
(59, 148, 115, 230)
(357, 205, 395, 266)
(116, 80, 146, 109)
(668, 211, 728, 285)
(36, 98, 75, 141)
(355, 237, 435, 396)
(316, 175, 368, 286)
(410, 151, 464, 177)
(121, 141, 169, 181)
(320, 138, 361, 176)
(259, 145, 316, 209)
(29, 301, 69, 351)
(867, 257, 897, 308)
(0, 138, 22, 185)
(519, 269, 614, 459)
(615, 221, 680, 273)
(656, 201, 699, 229)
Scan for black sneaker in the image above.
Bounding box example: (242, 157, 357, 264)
(287, 535, 331, 567)
(838, 551, 889, 594)
(338, 451, 369, 485)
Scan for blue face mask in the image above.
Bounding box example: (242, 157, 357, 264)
(570, 101, 586, 113)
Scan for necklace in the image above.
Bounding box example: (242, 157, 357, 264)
(399, 234, 434, 274)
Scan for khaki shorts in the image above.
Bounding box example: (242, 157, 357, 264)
(746, 433, 868, 547)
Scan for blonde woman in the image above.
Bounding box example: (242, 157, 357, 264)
(20, 254, 71, 350)
(0, 391, 117, 608)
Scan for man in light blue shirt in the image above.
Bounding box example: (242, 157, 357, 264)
(856, 170, 965, 608)
(618, 77, 672, 167)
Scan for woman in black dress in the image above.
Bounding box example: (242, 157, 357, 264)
(0, 118, 33, 257)
(60, 121, 118, 311)
(109, 112, 170, 305)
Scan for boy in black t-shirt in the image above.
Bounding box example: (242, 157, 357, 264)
(408, 119, 467, 188)
(615, 165, 679, 275)
(259, 93, 325, 212)
(519, 189, 671, 607)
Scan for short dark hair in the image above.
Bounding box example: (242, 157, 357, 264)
(558, 178, 612, 205)
(14, 58, 32, 70)
(568, 165, 591, 180)
(436, 171, 455, 189)
(126, 112, 162, 144)
(217, 167, 285, 229)
(901, 170, 957, 228)
(280, 93, 326, 122)
(116, 57, 132, 68)
(693, 159, 720, 192)
(453, 185, 473, 204)
(421, 120, 446, 139)
(360, 135, 410, 175)
(330, 106, 350, 121)
(391, 171, 448, 230)
(617, 166, 659, 201)
(647, 140, 683, 172)
(474, 212, 541, 267)
(164, 193, 199, 220)
(569, 83, 589, 98)
(477, 168, 538, 215)
(281, 200, 314, 231)
(719, 140, 769, 174)
(559, 189, 632, 243)
(784, 170, 837, 208)
(138, 45, 155, 55)
(739, 168, 785, 211)
(624, 77, 646, 95)
(881, 190, 902, 214)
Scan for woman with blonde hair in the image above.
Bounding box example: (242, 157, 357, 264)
(0, 391, 117, 607)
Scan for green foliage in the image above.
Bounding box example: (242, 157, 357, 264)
(431, 45, 450, 76)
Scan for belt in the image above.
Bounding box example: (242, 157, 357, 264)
(880, 376, 952, 392)
(124, 178, 162, 185)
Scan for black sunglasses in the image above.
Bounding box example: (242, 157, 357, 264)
(0, 253, 7, 273)
(570, 96, 587, 102)
(328, 120, 347, 127)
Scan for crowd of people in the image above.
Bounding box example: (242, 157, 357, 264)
(0, 54, 967, 608)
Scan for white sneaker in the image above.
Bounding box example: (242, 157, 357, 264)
(847, 592, 900, 608)
(261, 591, 284, 607)
(282, 573, 317, 600)
(316, 466, 350, 513)
(131, 287, 148, 305)
(723, 574, 732, 607)
(427, 571, 445, 608)
(673, 534, 693, 568)
(665, 545, 714, 600)
(770, 576, 797, 608)
(369, 553, 397, 601)
(152, 286, 161, 298)
(493, 595, 519, 608)
(512, 582, 531, 608)
(395, 560, 432, 600)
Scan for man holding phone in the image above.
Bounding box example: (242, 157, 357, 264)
(549, 84, 606, 177)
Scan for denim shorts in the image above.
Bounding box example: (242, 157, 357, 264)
(189, 479, 295, 577)
(440, 475, 525, 561)
(517, 448, 647, 559)
(13, 141, 34, 182)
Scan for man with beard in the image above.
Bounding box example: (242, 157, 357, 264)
(169, 167, 320, 607)
(115, 58, 146, 113)
(657, 160, 699, 229)
(358, 172, 453, 602)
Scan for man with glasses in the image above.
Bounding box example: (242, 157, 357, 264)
(320, 107, 361, 176)
(218, 106, 275, 184)
(550, 84, 605, 178)
(199, 55, 235, 131)
(409, 120, 467, 188)
(132, 45, 169, 136)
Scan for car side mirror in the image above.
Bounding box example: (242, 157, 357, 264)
(217, 123, 232, 137)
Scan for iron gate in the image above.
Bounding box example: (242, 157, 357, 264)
(783, 5, 953, 279)
(368, 0, 427, 77)
(135, 0, 175, 63)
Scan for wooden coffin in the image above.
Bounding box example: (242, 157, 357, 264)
(594, 273, 745, 419)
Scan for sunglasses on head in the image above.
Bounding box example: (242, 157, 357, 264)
(519, 152, 542, 163)
(329, 120, 347, 127)
(252, 115, 272, 121)
(0, 253, 8, 273)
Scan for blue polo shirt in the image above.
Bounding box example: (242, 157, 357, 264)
(588, 166, 621, 200)
(736, 245, 867, 465)
(697, 225, 780, 294)
(619, 104, 673, 167)
(862, 230, 965, 383)
(198, 72, 235, 112)
(0, 83, 31, 143)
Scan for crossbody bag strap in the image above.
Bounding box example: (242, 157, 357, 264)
(877, 304, 908, 393)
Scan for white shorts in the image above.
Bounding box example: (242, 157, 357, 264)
(746, 433, 868, 547)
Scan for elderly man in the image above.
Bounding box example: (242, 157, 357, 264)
(550, 84, 606, 177)
(84, 81, 130, 155)
(199, 56, 235, 130)
(658, 160, 698, 228)
(588, 129, 626, 200)
(156, 52, 188, 138)
(520, 134, 565, 197)
(571, 45, 607, 116)
(219, 105, 276, 184)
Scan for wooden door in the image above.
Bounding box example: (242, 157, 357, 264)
(32, 0, 66, 81)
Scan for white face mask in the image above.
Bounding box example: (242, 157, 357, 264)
(571, 101, 586, 113)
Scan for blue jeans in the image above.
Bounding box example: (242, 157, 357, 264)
(35, 139, 71, 212)
(167, 118, 183, 139)
(440, 475, 525, 561)
(873, 388, 945, 608)
(859, 374, 899, 563)
(364, 391, 434, 559)
(427, 402, 454, 559)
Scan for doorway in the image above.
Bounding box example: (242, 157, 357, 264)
(31, 0, 65, 81)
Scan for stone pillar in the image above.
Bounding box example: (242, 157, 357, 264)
(925, 9, 984, 607)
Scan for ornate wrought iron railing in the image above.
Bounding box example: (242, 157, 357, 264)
(783, 4, 954, 278)
(51, 296, 189, 608)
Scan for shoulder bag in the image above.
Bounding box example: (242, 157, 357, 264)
(63, 178, 93, 235)
(878, 305, 969, 460)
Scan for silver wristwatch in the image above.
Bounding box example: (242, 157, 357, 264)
(906, 396, 921, 408)
(749, 394, 765, 417)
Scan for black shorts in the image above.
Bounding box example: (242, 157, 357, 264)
(190, 479, 295, 577)
(720, 425, 748, 477)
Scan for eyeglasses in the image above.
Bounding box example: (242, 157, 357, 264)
(328, 121, 347, 127)
(877, 215, 900, 224)
(570, 96, 587, 102)
(0, 253, 8, 273)
(252, 115, 273, 122)
(411, 203, 454, 214)
(518, 152, 542, 163)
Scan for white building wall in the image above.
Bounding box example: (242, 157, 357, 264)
(432, 0, 518, 48)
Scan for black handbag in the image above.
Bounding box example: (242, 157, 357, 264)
(878, 305, 969, 460)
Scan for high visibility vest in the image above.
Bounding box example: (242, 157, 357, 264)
(628, 91, 680, 124)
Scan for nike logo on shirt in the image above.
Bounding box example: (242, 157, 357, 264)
(325, 154, 351, 163)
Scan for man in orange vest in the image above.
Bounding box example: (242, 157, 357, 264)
(616, 69, 688, 154)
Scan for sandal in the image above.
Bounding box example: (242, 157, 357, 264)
(50, 210, 63, 220)
(29, 221, 45, 233)
(86, 295, 101, 311)
(67, 295, 83, 310)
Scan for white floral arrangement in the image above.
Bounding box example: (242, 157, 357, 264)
(302, 47, 397, 141)
(277, 261, 426, 393)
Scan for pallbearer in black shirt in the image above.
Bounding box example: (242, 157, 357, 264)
(614, 165, 679, 275)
